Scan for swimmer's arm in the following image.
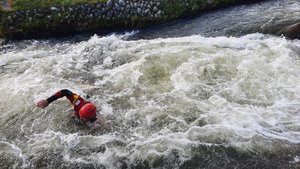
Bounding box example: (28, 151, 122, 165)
(46, 89, 74, 103)
(36, 89, 74, 109)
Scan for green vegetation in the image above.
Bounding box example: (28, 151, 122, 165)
(0, 0, 263, 39)
(162, 1, 187, 19)
(161, 0, 210, 19)
(12, 0, 107, 10)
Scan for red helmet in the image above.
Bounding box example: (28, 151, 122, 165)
(79, 103, 97, 120)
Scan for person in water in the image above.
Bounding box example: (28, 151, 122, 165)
(36, 89, 110, 130)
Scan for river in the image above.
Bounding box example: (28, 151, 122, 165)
(0, 0, 300, 168)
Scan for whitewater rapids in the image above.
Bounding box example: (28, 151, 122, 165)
(0, 33, 299, 168)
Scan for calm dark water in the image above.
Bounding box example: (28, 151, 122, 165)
(132, 0, 300, 39)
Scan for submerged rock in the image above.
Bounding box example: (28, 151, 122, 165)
(277, 22, 300, 39)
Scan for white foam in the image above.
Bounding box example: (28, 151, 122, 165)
(1, 33, 300, 167)
(0, 141, 29, 168)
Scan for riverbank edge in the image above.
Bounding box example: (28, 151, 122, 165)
(0, 0, 265, 39)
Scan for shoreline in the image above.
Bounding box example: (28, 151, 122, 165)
(0, 0, 271, 39)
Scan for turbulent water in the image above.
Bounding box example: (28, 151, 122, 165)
(1, 0, 300, 169)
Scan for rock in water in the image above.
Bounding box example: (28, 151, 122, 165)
(277, 22, 300, 39)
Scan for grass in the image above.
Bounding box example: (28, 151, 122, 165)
(161, 0, 208, 19)
(12, 0, 108, 10)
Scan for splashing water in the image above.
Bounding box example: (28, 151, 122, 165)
(0, 32, 300, 168)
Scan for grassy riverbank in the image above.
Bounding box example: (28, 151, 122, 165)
(0, 0, 266, 39)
